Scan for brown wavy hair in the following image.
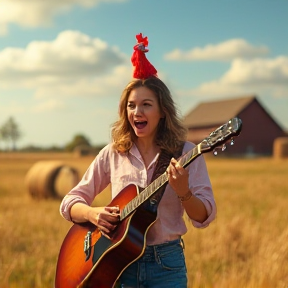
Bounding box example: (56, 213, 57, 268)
(111, 77, 187, 154)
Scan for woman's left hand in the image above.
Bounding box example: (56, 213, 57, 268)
(166, 158, 190, 197)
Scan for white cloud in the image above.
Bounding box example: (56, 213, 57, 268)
(0, 30, 128, 88)
(0, 100, 26, 116)
(164, 39, 269, 62)
(0, 30, 133, 121)
(180, 56, 288, 100)
(0, 0, 127, 35)
(31, 99, 65, 113)
(34, 64, 131, 99)
(222, 56, 288, 86)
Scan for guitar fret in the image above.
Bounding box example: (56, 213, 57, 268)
(120, 145, 202, 221)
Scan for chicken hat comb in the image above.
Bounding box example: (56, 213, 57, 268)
(131, 33, 158, 79)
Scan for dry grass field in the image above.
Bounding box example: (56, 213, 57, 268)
(0, 152, 287, 288)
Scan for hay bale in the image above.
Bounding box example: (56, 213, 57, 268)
(55, 166, 79, 199)
(25, 161, 79, 199)
(273, 137, 288, 159)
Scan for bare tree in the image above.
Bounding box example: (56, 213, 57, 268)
(0, 123, 10, 150)
(1, 117, 22, 151)
(0, 127, 3, 150)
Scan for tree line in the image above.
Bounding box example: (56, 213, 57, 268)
(0, 116, 105, 153)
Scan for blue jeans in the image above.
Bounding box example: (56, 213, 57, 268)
(118, 238, 187, 288)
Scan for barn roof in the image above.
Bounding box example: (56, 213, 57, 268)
(184, 95, 256, 128)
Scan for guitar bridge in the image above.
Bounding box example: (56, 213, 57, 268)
(84, 231, 92, 261)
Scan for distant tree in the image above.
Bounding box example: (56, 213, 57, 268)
(0, 127, 3, 151)
(65, 134, 91, 152)
(0, 117, 22, 151)
(0, 124, 8, 150)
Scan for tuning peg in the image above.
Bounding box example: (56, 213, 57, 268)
(222, 144, 226, 151)
(230, 138, 235, 145)
(213, 149, 218, 156)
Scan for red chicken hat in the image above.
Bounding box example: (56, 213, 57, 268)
(131, 33, 158, 79)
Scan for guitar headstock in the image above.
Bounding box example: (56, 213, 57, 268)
(200, 117, 242, 154)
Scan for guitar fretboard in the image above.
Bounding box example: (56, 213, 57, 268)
(120, 144, 201, 221)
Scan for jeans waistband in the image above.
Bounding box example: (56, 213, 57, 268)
(146, 238, 181, 249)
(140, 238, 183, 262)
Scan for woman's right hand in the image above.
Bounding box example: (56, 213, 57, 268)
(87, 206, 120, 237)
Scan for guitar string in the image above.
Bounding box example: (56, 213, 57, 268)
(120, 146, 198, 220)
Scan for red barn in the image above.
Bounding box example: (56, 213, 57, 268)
(183, 96, 286, 156)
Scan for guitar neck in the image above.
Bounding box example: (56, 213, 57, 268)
(120, 143, 202, 221)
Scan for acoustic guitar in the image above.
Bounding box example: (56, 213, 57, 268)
(55, 117, 242, 288)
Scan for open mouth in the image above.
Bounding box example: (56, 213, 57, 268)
(134, 121, 147, 129)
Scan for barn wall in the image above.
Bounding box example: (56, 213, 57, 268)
(187, 100, 285, 156)
(233, 100, 285, 155)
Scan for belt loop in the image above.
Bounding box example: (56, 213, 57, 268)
(153, 245, 161, 264)
(180, 238, 185, 250)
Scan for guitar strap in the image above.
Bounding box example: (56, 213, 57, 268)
(142, 142, 184, 213)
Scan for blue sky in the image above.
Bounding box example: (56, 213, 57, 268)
(0, 0, 287, 148)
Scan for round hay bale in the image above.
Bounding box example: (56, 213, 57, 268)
(55, 165, 79, 199)
(273, 137, 288, 159)
(25, 161, 79, 199)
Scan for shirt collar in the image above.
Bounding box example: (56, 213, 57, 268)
(129, 143, 160, 170)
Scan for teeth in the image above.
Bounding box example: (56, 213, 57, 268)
(134, 121, 147, 128)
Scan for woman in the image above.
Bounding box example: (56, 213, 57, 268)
(60, 35, 216, 288)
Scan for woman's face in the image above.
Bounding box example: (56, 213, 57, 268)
(127, 86, 163, 142)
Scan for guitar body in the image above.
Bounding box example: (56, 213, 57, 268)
(55, 184, 157, 288)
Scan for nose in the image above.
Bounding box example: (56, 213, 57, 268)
(134, 105, 143, 116)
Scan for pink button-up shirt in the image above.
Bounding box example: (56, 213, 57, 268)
(60, 141, 216, 245)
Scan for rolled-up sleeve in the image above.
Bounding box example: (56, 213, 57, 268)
(59, 145, 111, 221)
(184, 143, 217, 228)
